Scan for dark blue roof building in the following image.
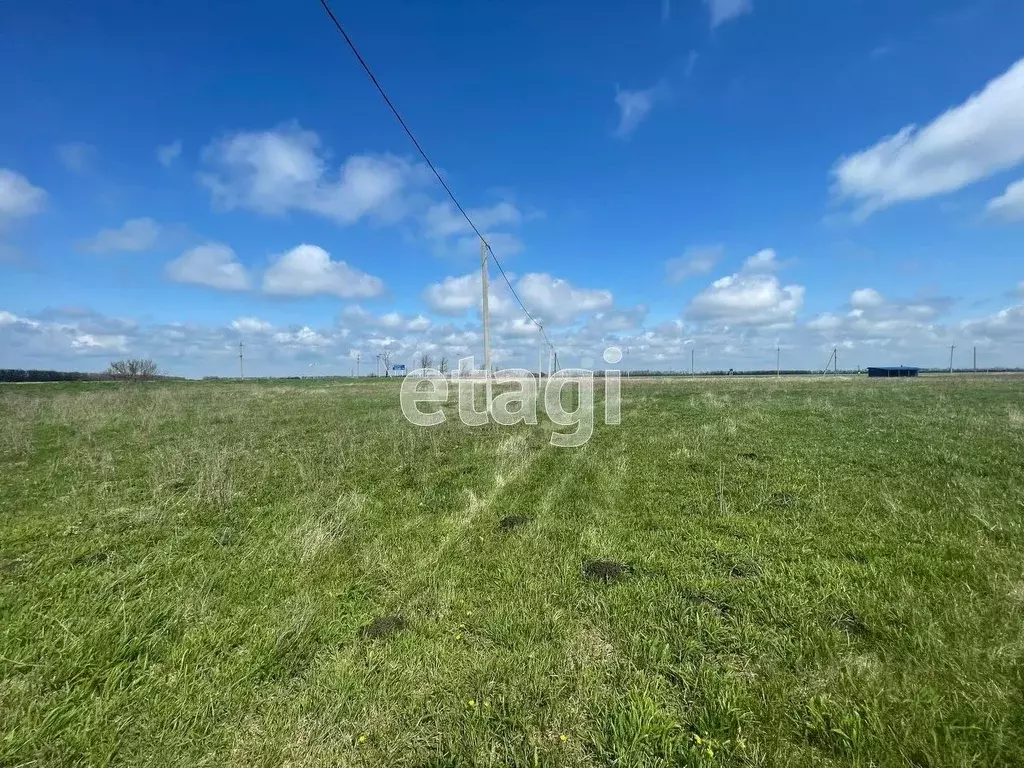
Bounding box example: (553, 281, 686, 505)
(867, 366, 920, 378)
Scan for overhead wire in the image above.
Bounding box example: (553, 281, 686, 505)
(316, 0, 557, 355)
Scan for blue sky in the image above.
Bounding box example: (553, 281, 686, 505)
(1, 0, 1023, 375)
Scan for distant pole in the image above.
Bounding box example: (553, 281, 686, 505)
(822, 348, 835, 375)
(481, 239, 492, 412)
(691, 347, 695, 376)
(238, 341, 244, 379)
(356, 352, 361, 378)
(375, 354, 381, 377)
(949, 343, 955, 373)
(835, 347, 838, 374)
(548, 348, 554, 378)
(776, 345, 780, 378)
(973, 345, 977, 372)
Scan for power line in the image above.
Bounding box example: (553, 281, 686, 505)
(316, 0, 557, 355)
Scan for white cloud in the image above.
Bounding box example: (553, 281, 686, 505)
(272, 327, 332, 347)
(157, 140, 183, 168)
(832, 57, 1024, 216)
(231, 316, 273, 334)
(423, 272, 503, 316)
(516, 273, 614, 324)
(166, 243, 250, 291)
(961, 303, 1024, 341)
(56, 142, 97, 173)
(79, 218, 161, 253)
(455, 232, 525, 258)
(666, 246, 721, 283)
(0, 169, 46, 222)
(704, 0, 752, 28)
(987, 178, 1024, 221)
(262, 244, 384, 298)
(423, 271, 611, 325)
(200, 124, 425, 224)
(407, 314, 431, 332)
(0, 310, 39, 328)
(424, 201, 523, 238)
(71, 333, 128, 352)
(614, 83, 667, 138)
(688, 272, 804, 326)
(850, 288, 885, 309)
(741, 248, 782, 272)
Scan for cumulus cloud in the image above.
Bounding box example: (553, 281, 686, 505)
(424, 200, 533, 259)
(199, 123, 426, 224)
(832, 57, 1024, 217)
(424, 201, 523, 238)
(516, 273, 614, 324)
(272, 327, 332, 348)
(704, 0, 752, 28)
(741, 248, 784, 272)
(79, 218, 161, 254)
(666, 246, 721, 283)
(71, 333, 128, 352)
(56, 142, 97, 173)
(850, 288, 884, 309)
(422, 272, 513, 316)
(987, 178, 1024, 221)
(231, 317, 273, 334)
(262, 244, 384, 298)
(341, 305, 432, 333)
(422, 271, 612, 326)
(614, 82, 667, 138)
(157, 140, 183, 168)
(166, 243, 250, 291)
(4, 281, 1024, 375)
(0, 169, 46, 223)
(804, 288, 955, 354)
(688, 273, 804, 326)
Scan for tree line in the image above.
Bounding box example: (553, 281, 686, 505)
(0, 359, 174, 383)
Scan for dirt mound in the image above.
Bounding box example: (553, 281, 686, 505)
(361, 615, 406, 640)
(583, 560, 630, 583)
(499, 515, 530, 531)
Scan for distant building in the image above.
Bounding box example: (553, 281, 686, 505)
(867, 366, 920, 378)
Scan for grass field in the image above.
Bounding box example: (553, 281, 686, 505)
(1, 376, 1023, 767)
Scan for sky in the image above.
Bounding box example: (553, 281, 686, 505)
(1, 0, 1023, 376)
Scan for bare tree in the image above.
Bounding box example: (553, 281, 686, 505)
(419, 353, 433, 370)
(108, 358, 159, 381)
(380, 349, 393, 376)
(438, 356, 449, 375)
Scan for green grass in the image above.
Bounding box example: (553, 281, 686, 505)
(1, 376, 1023, 767)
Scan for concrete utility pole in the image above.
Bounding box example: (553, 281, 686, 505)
(238, 341, 244, 379)
(480, 239, 492, 412)
(776, 346, 780, 378)
(375, 353, 381, 377)
(949, 343, 955, 373)
(973, 345, 977, 372)
(835, 347, 839, 374)
(548, 348, 554, 378)
(691, 347, 695, 376)
(537, 325, 544, 382)
(356, 352, 361, 378)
